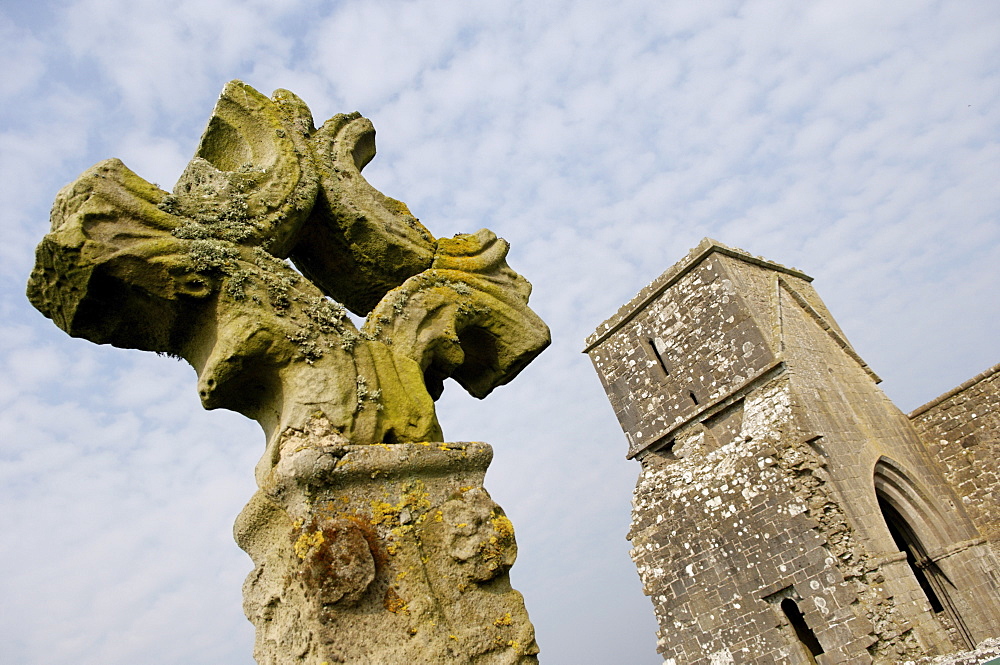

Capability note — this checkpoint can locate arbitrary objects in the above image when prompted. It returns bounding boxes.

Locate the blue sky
[1,1,998,663]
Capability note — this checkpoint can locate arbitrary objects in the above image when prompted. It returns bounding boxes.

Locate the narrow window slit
[646,339,670,375]
[780,598,825,660]
[689,391,699,406]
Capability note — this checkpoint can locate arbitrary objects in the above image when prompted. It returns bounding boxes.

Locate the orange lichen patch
[342,514,388,572]
[289,516,379,606]
[383,586,409,614]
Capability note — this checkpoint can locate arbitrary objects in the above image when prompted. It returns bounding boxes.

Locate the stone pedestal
[236,437,538,664]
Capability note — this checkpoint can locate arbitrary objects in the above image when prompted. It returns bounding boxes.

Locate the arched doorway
[878,496,945,613]
[873,459,975,649]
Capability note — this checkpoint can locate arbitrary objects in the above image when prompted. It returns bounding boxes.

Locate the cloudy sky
[1,1,998,663]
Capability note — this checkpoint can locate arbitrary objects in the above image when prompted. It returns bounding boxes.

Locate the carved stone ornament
[27,80,549,664]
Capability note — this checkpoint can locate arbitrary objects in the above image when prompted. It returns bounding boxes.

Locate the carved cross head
[27,80,549,468]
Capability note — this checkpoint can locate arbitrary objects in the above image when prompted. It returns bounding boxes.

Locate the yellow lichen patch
[390,523,414,541]
[293,529,326,560]
[370,500,398,526]
[479,512,516,569]
[369,482,432,526]
[458,486,473,493]
[493,612,512,627]
[491,514,514,541]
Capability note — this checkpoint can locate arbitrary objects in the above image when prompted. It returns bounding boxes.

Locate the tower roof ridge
[584,238,810,351]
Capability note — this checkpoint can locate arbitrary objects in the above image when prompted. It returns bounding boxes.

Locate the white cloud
[2,1,999,663]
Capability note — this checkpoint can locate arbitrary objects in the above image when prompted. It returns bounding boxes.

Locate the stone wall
[910,363,1000,557]
[630,376,915,665]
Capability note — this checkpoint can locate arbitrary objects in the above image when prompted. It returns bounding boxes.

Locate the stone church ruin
[27,80,549,664]
[26,76,1000,663]
[586,239,1000,665]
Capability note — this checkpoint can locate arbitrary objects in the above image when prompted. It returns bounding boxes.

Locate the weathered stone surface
[586,239,1000,664]
[238,432,537,664]
[290,111,436,315]
[910,363,1000,560]
[907,636,1000,665]
[27,80,548,663]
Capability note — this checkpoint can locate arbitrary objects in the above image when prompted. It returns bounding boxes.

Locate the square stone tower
[585,239,1000,664]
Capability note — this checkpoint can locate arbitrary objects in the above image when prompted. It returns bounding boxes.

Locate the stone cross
[27,80,549,664]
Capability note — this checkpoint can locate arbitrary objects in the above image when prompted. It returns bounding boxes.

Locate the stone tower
[585,239,1000,664]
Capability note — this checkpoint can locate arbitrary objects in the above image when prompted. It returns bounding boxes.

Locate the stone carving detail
[28,80,548,663]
